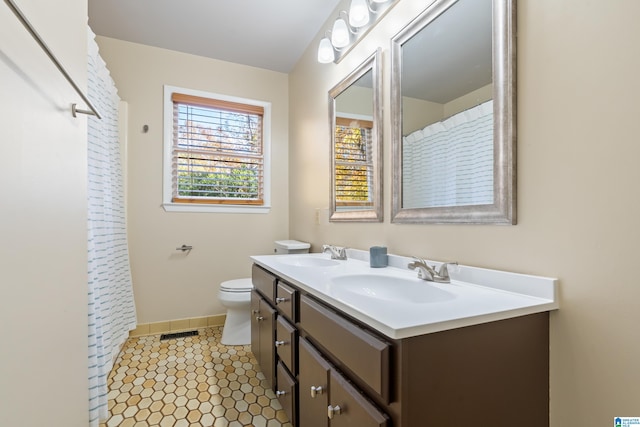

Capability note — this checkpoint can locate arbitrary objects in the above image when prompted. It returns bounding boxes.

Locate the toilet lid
[220,278,253,292]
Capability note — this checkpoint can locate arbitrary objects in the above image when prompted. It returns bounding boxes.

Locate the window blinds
[171,93,264,204]
[334,118,374,207]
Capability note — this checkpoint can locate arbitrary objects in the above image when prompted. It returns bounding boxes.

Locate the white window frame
[162,85,271,213]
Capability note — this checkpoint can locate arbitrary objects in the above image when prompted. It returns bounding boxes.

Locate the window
[334,117,373,210]
[163,86,271,213]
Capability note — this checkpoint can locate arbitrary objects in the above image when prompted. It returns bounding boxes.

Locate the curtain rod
[4,0,102,119]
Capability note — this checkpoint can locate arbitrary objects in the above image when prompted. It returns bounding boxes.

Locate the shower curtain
[86,30,137,426]
[402,100,494,208]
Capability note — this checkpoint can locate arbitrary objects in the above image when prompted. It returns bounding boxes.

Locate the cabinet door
[298,338,330,427]
[252,292,277,390]
[258,299,277,390]
[328,369,389,427]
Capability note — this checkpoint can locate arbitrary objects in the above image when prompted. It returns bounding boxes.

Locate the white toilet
[218,240,310,345]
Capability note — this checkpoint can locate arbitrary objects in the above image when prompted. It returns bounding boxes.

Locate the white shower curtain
[402,100,494,208]
[86,30,137,426]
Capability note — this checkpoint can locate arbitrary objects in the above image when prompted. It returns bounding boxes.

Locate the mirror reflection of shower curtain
[86,29,137,427]
[402,100,494,208]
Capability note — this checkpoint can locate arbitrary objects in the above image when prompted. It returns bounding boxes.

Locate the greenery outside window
[163,86,271,213]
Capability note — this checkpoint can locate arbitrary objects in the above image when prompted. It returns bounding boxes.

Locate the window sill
[162,202,271,214]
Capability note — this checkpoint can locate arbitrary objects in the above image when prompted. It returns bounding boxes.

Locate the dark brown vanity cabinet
[251,264,551,427]
[251,264,299,425]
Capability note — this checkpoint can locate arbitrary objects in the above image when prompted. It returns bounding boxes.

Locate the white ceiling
[88,0,342,73]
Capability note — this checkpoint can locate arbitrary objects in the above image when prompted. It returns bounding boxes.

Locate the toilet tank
[274,240,310,254]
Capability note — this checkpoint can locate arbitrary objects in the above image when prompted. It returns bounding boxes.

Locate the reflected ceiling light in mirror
[317,0,398,64]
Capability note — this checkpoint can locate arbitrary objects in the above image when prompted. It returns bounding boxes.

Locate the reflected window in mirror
[391,0,516,224]
[329,49,383,222]
[334,116,374,211]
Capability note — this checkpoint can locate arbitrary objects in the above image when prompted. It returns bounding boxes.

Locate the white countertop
[251,251,558,340]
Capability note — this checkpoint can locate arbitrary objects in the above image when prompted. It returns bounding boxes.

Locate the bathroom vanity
[250,253,558,427]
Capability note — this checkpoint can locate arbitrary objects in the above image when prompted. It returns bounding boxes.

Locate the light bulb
[317,37,335,63]
[331,18,350,48]
[348,0,370,28]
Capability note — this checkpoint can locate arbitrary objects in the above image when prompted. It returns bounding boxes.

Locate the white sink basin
[330,274,456,304]
[276,256,340,267]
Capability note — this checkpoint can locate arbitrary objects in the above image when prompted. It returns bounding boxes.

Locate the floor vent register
[159,330,199,341]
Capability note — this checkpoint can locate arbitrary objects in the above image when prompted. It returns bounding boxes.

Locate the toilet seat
[220,278,253,293]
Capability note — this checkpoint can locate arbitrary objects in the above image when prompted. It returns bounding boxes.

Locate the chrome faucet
[322,244,348,260]
[408,257,458,283]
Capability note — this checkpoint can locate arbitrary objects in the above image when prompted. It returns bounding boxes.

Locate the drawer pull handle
[276,390,287,396]
[310,385,323,398]
[275,297,289,304]
[275,340,287,347]
[327,405,342,419]
[255,316,264,321]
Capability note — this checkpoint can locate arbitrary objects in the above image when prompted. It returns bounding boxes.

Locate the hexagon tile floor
[99,326,292,427]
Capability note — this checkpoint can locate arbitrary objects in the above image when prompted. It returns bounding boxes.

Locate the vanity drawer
[276,281,297,322]
[299,295,390,402]
[276,361,297,426]
[276,316,297,374]
[252,264,276,304]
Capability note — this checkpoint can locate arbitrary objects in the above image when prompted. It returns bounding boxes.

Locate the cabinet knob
[275,340,287,347]
[276,390,287,397]
[275,297,289,304]
[310,385,323,398]
[255,316,264,321]
[327,405,342,419]
[251,309,259,315]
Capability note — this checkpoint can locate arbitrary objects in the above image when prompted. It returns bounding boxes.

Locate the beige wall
[402,95,444,134]
[289,0,640,426]
[0,0,89,424]
[403,83,492,135]
[443,83,493,118]
[95,37,290,323]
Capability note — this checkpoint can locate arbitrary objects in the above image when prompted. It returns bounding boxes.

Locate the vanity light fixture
[348,0,370,28]
[331,16,351,48]
[318,34,336,63]
[317,0,398,64]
